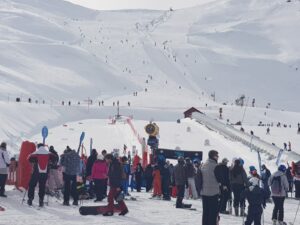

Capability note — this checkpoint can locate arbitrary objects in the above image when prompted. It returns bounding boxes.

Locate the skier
[174,156,187,208]
[184,157,198,199]
[135,163,143,192]
[286,164,294,197]
[269,165,289,225]
[47,146,63,195]
[215,158,230,214]
[120,156,130,196]
[27,144,57,207]
[86,149,98,199]
[194,159,202,197]
[201,150,220,225]
[266,127,270,135]
[241,177,266,225]
[161,162,171,200]
[0,142,9,198]
[103,154,128,216]
[230,159,248,216]
[60,147,80,206]
[91,154,108,202]
[292,161,300,198]
[144,164,153,192]
[261,164,271,201]
[249,166,261,179]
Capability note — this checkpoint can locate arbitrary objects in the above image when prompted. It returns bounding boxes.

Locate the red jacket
[91,160,108,180]
[28,146,56,174]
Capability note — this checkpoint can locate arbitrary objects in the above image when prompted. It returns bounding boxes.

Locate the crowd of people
[1,141,300,224]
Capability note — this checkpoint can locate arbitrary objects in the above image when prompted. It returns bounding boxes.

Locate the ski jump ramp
[192,112,300,164]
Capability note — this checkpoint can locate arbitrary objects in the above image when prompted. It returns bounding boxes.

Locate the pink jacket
[91,160,108,180]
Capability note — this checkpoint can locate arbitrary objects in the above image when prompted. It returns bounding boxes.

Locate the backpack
[271,176,282,194]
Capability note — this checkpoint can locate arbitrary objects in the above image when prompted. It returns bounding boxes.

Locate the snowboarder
[0,142,9,198]
[174,156,187,208]
[269,165,289,225]
[27,144,57,207]
[201,150,220,225]
[103,154,128,216]
[241,177,266,225]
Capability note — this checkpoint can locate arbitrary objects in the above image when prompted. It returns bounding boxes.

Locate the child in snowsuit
[241,177,266,225]
[152,165,162,197]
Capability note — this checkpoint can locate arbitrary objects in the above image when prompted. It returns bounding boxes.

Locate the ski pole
[292,199,300,225]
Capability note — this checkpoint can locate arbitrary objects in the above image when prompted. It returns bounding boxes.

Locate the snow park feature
[0,0,300,224]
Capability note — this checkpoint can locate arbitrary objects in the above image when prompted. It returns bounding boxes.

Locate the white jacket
[0,147,10,174]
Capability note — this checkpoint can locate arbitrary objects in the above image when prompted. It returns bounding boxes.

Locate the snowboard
[79,204,122,216]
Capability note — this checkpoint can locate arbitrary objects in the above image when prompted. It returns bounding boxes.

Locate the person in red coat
[91,154,108,202]
[152,165,162,198]
[103,154,128,216]
[27,143,57,207]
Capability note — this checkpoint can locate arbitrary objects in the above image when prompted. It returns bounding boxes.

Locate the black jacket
[215,163,230,188]
[86,151,97,177]
[241,186,266,212]
[174,163,187,186]
[185,162,195,178]
[108,158,122,188]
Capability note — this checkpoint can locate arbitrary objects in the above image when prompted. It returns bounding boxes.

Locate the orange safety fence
[126,118,148,168]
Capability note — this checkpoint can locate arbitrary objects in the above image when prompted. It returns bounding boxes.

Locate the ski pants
[231,184,245,208]
[0,174,8,195]
[28,173,48,201]
[219,188,230,212]
[202,194,219,225]
[106,187,127,213]
[63,174,78,203]
[153,178,162,196]
[245,206,262,225]
[94,179,106,200]
[176,185,185,208]
[295,180,300,198]
[162,179,170,199]
[272,196,285,222]
[185,177,198,199]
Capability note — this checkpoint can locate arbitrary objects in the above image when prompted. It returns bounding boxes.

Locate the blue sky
[65,0,213,10]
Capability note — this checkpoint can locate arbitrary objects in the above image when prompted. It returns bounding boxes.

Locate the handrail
[192,112,300,164]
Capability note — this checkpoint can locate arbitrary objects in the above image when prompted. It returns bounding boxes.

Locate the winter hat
[249,166,257,173]
[249,177,260,187]
[0,142,7,149]
[278,165,287,173]
[222,158,229,164]
[49,146,54,151]
[208,150,219,160]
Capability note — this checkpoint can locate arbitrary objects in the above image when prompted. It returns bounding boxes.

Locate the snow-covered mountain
[1,0,300,110]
